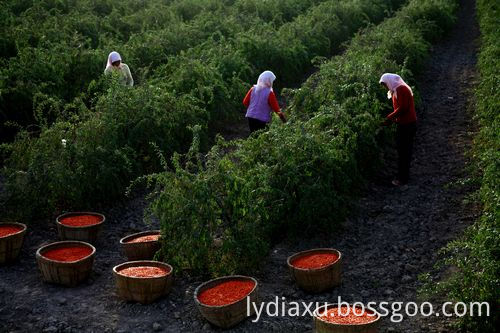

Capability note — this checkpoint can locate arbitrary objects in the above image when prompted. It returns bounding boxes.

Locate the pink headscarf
[106,51,122,70]
[379,73,413,99]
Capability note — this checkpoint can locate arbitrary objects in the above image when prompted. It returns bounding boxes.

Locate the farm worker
[104,51,134,87]
[379,73,417,186]
[243,70,286,133]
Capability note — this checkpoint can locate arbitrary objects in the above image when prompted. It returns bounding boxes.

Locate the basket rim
[313,303,380,326]
[287,248,342,272]
[56,212,105,229]
[119,230,161,244]
[0,221,27,238]
[113,260,173,279]
[36,240,96,263]
[194,275,258,309]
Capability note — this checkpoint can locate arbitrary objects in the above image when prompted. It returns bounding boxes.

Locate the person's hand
[279,112,287,123]
[381,118,391,126]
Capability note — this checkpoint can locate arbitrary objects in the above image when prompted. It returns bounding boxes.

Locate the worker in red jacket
[380,73,417,186]
[243,71,286,133]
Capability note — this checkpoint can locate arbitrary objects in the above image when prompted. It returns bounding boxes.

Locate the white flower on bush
[61,139,67,148]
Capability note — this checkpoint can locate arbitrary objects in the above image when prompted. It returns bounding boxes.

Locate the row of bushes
[427,0,499,331]
[1,0,214,139]
[0,0,329,141]
[146,0,408,128]
[1,0,405,220]
[146,0,459,276]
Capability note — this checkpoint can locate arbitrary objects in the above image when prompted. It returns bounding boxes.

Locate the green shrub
[2,78,205,220]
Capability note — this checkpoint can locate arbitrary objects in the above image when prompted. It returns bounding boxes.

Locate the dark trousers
[248,117,267,133]
[396,122,417,184]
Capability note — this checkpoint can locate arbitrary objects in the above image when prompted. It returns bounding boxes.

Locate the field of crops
[145,0,457,276]
[0,0,406,220]
[0,0,497,331]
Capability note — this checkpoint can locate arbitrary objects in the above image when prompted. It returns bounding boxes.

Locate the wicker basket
[56,212,105,244]
[120,230,161,261]
[113,260,173,304]
[0,222,27,264]
[36,241,95,287]
[313,303,380,333]
[287,248,342,293]
[194,275,259,329]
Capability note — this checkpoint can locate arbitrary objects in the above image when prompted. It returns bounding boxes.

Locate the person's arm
[386,86,409,121]
[243,87,253,107]
[123,64,134,87]
[268,91,281,113]
[268,91,286,122]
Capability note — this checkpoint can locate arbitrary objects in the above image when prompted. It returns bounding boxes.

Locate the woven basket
[0,222,27,264]
[120,230,161,261]
[287,248,342,293]
[56,212,105,244]
[36,241,95,287]
[313,303,380,333]
[194,275,259,329]
[113,260,173,304]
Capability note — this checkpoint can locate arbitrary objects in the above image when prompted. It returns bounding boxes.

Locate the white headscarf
[106,51,122,70]
[255,70,276,92]
[379,73,413,99]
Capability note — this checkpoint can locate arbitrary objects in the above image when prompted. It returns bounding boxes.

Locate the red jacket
[387,85,417,124]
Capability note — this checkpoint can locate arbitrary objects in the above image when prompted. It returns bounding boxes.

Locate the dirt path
[236,0,480,332]
[0,0,479,332]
